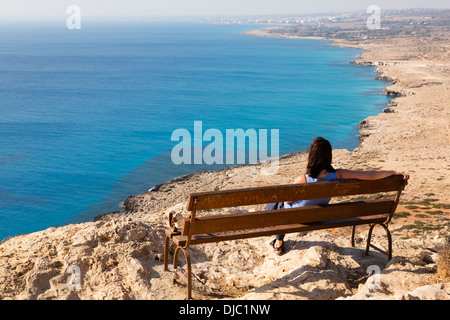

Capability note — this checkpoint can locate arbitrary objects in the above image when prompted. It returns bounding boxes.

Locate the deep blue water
[0,21,391,240]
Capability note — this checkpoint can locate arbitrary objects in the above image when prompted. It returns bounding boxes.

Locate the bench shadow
[245,237,436,299]
[283,238,376,261]
[240,239,376,299]
[165,235,434,300]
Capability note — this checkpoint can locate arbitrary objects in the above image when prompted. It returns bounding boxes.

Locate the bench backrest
[181,175,406,241]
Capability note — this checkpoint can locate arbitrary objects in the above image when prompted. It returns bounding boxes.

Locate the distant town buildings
[177,8,448,28]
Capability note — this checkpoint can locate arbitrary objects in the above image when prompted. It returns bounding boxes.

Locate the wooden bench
[164,175,407,299]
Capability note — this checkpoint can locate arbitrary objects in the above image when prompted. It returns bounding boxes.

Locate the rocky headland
[1,10,449,300]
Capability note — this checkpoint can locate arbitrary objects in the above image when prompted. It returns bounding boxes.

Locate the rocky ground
[0,199,448,300]
[1,151,448,300]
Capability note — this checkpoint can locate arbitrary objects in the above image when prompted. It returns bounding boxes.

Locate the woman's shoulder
[294,174,307,184]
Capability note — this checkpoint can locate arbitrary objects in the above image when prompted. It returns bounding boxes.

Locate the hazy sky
[0,0,449,20]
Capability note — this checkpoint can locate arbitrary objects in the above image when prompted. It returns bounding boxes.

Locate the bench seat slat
[188,199,394,235]
[187,176,405,210]
[173,214,386,246]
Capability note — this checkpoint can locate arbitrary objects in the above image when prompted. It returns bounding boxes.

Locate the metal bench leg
[380,223,393,261]
[173,246,181,278]
[351,225,356,247]
[164,235,170,271]
[365,223,393,261]
[173,246,193,300]
[365,223,375,256]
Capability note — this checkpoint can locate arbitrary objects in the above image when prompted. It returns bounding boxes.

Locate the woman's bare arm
[336,169,409,181]
[285,174,306,204]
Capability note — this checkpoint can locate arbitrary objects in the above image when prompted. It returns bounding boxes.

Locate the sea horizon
[0,20,391,241]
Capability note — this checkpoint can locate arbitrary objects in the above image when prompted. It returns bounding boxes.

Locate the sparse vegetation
[394,211,410,218]
[398,220,446,233]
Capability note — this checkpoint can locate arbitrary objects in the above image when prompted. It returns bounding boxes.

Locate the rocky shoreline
[1,16,449,300]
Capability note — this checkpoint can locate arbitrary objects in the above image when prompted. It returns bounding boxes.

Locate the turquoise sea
[0,21,391,240]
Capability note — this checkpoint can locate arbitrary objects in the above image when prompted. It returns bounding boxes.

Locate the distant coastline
[112,28,392,217]
[122,15,450,215]
[0,22,391,241]
[2,11,449,300]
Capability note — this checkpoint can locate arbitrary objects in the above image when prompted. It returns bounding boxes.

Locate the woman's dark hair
[306,137,336,178]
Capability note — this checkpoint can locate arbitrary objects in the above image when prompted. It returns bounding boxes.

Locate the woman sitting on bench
[271,136,409,255]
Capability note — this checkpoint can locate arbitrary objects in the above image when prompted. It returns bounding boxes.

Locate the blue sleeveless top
[284,171,338,208]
